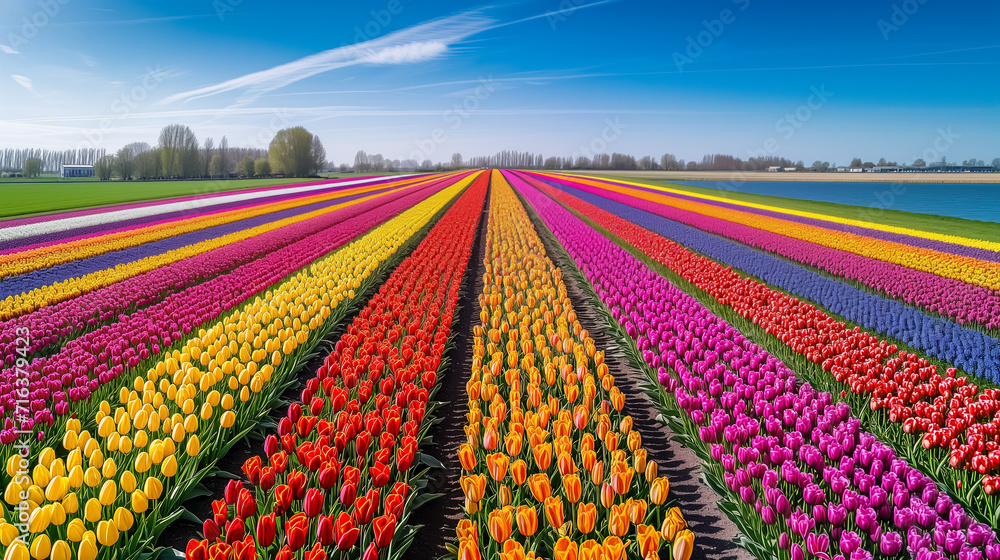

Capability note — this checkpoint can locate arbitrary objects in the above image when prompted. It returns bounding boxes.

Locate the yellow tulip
[161,455,178,477]
[5,541,28,560]
[4,481,22,506]
[38,449,55,469]
[49,503,66,526]
[28,506,51,533]
[86,449,104,470]
[50,539,71,560]
[66,450,82,472]
[0,522,19,546]
[83,468,101,488]
[220,411,235,428]
[149,443,164,465]
[143,477,163,500]
[97,519,119,546]
[66,466,83,489]
[186,436,200,457]
[97,417,115,438]
[120,471,137,494]
[29,534,50,560]
[31,465,50,488]
[113,507,134,531]
[61,493,78,515]
[5,455,25,477]
[98,480,117,506]
[66,519,87,542]
[131,491,148,514]
[102,458,117,480]
[77,535,98,560]
[84,498,102,523]
[134,430,148,449]
[118,436,134,455]
[134,452,151,474]
[26,484,44,505]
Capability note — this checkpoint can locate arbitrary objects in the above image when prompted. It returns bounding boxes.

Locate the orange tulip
[602,536,625,560]
[557,453,577,476]
[458,538,481,560]
[531,443,552,470]
[487,507,513,543]
[562,474,582,503]
[553,537,578,560]
[609,388,624,411]
[458,444,476,471]
[591,460,604,485]
[499,540,527,560]
[487,453,509,482]
[629,499,648,525]
[528,473,551,502]
[608,503,629,537]
[645,461,658,482]
[499,484,512,507]
[649,477,670,505]
[456,519,478,546]
[577,503,597,534]
[543,496,564,528]
[604,431,619,452]
[515,505,538,537]
[673,530,695,560]
[609,463,633,495]
[460,474,486,503]
[633,448,647,473]
[504,432,523,456]
[579,540,602,560]
[483,424,499,451]
[600,482,615,509]
[511,460,528,485]
[581,450,596,473]
[636,524,661,559]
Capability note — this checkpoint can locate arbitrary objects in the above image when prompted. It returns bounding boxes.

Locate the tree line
[6,124,329,180]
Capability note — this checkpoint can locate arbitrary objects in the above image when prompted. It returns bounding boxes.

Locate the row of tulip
[637,186,1000,264]
[184,170,489,560]
[527,174,1000,381]
[0,176,454,373]
[0,177,422,281]
[512,171,1000,560]
[0,176,401,244]
[0,176,457,447]
[0,177,395,255]
[0,181,423,301]
[517,172,1000,506]
[0,175,472,560]
[536,174,1000,331]
[451,172,694,560]
[0,177,448,322]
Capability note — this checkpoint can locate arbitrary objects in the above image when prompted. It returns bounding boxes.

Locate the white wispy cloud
[1,44,19,55]
[159,12,494,107]
[11,74,35,92]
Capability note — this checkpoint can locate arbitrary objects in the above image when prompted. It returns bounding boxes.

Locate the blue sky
[1,0,998,165]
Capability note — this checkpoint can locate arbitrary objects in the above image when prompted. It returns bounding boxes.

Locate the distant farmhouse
[61,164,94,178]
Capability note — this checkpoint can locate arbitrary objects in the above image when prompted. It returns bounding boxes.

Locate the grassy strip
[572,173,1000,244]
[0,178,323,219]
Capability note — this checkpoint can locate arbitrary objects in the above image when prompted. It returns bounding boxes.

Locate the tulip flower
[543,496,565,529]
[488,507,513,543]
[577,503,597,534]
[256,512,276,548]
[553,537,578,560]
[373,514,396,549]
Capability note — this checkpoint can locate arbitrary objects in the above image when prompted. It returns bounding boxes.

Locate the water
[674,180,1000,223]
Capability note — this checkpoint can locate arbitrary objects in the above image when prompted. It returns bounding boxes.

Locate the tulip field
[1,170,998,560]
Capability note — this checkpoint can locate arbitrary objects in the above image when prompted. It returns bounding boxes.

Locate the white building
[61,165,94,178]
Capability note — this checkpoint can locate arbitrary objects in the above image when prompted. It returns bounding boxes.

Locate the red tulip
[224,480,242,505]
[225,518,245,544]
[334,512,360,551]
[270,452,288,474]
[340,481,357,507]
[373,514,396,549]
[203,519,221,543]
[211,500,228,527]
[259,467,276,491]
[242,456,261,485]
[186,540,208,560]
[237,488,257,519]
[370,461,391,488]
[288,470,307,500]
[256,513,276,548]
[353,494,377,525]
[356,431,372,457]
[363,542,379,560]
[274,485,292,515]
[316,515,335,546]
[319,464,339,489]
[384,494,404,520]
[232,535,256,560]
[208,543,231,560]
[304,488,324,517]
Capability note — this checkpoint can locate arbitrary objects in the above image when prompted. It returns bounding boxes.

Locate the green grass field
[0,178,325,219]
[577,173,1000,244]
